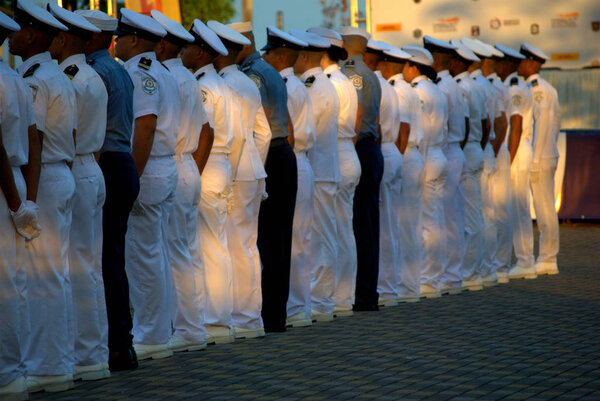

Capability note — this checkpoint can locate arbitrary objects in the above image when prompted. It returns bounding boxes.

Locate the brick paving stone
[27,223,600,400]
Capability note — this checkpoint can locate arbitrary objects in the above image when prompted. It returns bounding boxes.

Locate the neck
[213,53,237,71]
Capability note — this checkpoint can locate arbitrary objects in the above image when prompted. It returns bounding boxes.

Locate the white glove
[10,200,42,241]
[261,188,269,201]
[530,162,540,184]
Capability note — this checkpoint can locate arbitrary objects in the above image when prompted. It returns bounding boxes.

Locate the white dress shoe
[311,310,334,322]
[133,343,173,360]
[535,261,559,276]
[233,327,266,339]
[462,278,484,291]
[0,376,28,400]
[73,362,111,381]
[497,271,510,283]
[286,311,313,327]
[419,284,441,299]
[508,265,537,279]
[378,297,398,307]
[206,325,235,345]
[26,374,74,393]
[167,335,207,352]
[333,306,354,317]
[396,295,419,303]
[482,272,498,287]
[440,286,462,295]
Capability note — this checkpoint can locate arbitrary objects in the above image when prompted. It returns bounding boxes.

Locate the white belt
[73,153,96,163]
[149,154,175,160]
[174,153,195,162]
[338,137,354,142]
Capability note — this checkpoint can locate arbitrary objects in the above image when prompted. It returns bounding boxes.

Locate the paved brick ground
[31,223,600,400]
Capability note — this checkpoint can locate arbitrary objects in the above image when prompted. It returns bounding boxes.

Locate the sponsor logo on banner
[376,23,402,32]
[471,25,480,36]
[552,12,578,28]
[531,23,540,35]
[592,21,600,32]
[490,18,501,30]
[433,17,459,33]
[551,53,580,61]
[504,19,520,26]
[413,28,423,39]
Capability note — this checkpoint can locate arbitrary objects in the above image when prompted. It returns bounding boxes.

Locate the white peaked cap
[0,10,21,32]
[75,9,117,32]
[307,26,343,47]
[461,36,492,58]
[190,19,228,56]
[289,29,330,50]
[15,0,67,31]
[207,20,251,46]
[341,26,370,40]
[402,46,434,66]
[151,10,194,44]
[520,42,550,61]
[47,3,101,34]
[495,43,525,61]
[228,21,253,34]
[382,46,413,62]
[449,38,480,62]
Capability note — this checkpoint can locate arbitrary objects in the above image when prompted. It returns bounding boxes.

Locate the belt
[338,137,354,142]
[269,137,289,148]
[41,160,68,167]
[357,133,376,142]
[73,153,96,163]
[174,152,195,162]
[148,154,175,160]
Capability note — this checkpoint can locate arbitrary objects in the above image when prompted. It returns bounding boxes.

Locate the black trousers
[98,151,140,352]
[353,136,384,308]
[258,139,297,331]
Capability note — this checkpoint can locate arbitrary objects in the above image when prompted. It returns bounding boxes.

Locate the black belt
[269,137,289,148]
[357,133,377,141]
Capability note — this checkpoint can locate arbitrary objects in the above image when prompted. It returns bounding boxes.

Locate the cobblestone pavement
[32,223,600,400]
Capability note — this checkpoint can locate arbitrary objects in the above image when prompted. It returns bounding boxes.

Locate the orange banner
[376,23,402,32]
[125,0,181,22]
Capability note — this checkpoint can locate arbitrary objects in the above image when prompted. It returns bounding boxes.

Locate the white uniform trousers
[462,142,485,282]
[25,162,75,375]
[531,157,559,265]
[168,154,206,342]
[125,156,177,345]
[69,154,108,367]
[377,143,402,300]
[0,168,28,385]
[197,154,233,327]
[332,140,360,309]
[481,144,498,277]
[511,140,534,268]
[440,142,466,289]
[420,146,448,289]
[397,145,424,297]
[492,145,513,273]
[227,178,265,330]
[287,152,314,318]
[310,181,338,314]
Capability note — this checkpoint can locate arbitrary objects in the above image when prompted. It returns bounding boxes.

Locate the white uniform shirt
[281,67,315,153]
[375,71,400,144]
[471,69,501,142]
[526,73,560,163]
[504,72,534,144]
[59,54,107,155]
[411,75,448,153]
[0,59,34,167]
[389,73,424,148]
[163,58,207,156]
[300,66,341,183]
[436,70,467,145]
[124,52,179,157]
[194,64,232,154]
[487,72,509,145]
[323,64,358,140]
[220,64,268,180]
[17,51,76,164]
[455,71,486,143]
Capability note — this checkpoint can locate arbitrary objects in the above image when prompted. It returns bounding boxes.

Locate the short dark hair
[326,45,348,63]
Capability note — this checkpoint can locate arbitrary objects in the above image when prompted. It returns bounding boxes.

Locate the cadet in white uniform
[0,11,41,400]
[364,40,403,306]
[11,0,77,392]
[448,40,487,291]
[151,10,210,353]
[402,46,449,299]
[209,20,271,339]
[47,3,110,381]
[494,44,536,280]
[116,9,180,360]
[479,42,513,284]
[309,27,361,316]
[290,29,341,322]
[424,36,467,295]
[181,20,235,344]
[262,26,315,328]
[380,47,424,303]
[519,43,560,276]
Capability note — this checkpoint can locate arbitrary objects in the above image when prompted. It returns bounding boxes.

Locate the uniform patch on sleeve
[29,84,39,102]
[349,74,363,90]
[534,91,543,103]
[201,89,208,104]
[141,76,157,95]
[248,74,262,89]
[420,99,425,111]
[511,94,522,107]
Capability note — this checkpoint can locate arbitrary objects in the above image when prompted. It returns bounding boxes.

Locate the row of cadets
[209,20,272,339]
[363,39,403,306]
[0,7,42,399]
[260,26,315,327]
[289,29,341,322]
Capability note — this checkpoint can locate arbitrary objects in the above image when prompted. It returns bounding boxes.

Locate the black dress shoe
[109,346,138,372]
[264,325,286,333]
[352,303,379,312]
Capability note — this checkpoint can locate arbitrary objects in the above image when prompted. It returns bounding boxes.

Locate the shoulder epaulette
[64,64,79,80]
[138,56,152,71]
[23,63,40,78]
[510,77,519,86]
[456,78,461,83]
[326,73,331,78]
[389,79,395,86]
[283,77,288,83]
[196,72,205,81]
[87,59,95,67]
[411,81,418,88]
[489,78,494,83]
[531,79,538,87]
[434,77,441,84]
[304,75,315,88]
[240,65,250,73]
[345,59,355,67]
[160,62,169,71]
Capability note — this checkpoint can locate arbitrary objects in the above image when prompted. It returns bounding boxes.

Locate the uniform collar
[388,73,404,84]
[163,57,183,69]
[470,69,483,78]
[16,51,51,75]
[87,49,110,62]
[240,51,261,70]
[299,66,322,82]
[454,70,470,81]
[437,69,450,78]
[505,71,519,83]
[124,51,156,69]
[279,67,294,78]
[59,54,86,70]
[486,72,498,80]
[374,70,383,78]
[323,63,339,75]
[194,63,216,78]
[218,63,238,75]
[525,73,540,85]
